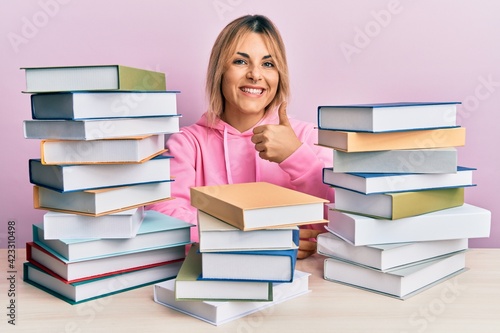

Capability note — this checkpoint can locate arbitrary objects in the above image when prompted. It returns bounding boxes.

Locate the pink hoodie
[147,110,335,241]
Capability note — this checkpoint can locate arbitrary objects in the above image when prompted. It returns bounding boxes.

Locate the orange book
[190,182,328,231]
[317,127,466,152]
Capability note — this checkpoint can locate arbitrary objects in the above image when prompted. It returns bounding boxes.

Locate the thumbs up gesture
[251,101,302,163]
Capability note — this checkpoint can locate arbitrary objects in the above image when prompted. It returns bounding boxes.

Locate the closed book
[29,155,172,192]
[322,166,476,194]
[332,148,458,174]
[333,187,465,220]
[317,127,466,152]
[33,210,193,261]
[23,115,180,140]
[317,102,459,132]
[326,203,491,246]
[33,181,172,216]
[31,91,178,120]
[42,207,144,240]
[198,210,299,252]
[317,232,468,272]
[175,243,272,301]
[40,135,166,165]
[323,251,467,299]
[190,182,327,231]
[22,65,166,92]
[200,248,298,282]
[154,270,310,326]
[26,241,185,282]
[23,260,181,305]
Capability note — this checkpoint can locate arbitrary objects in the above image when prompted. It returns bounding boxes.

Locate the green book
[175,243,273,301]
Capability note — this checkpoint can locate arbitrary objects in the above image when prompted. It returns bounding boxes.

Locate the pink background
[1,0,498,248]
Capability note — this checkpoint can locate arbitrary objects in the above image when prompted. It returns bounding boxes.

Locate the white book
[322,166,476,194]
[198,210,298,252]
[317,102,458,132]
[29,155,171,192]
[326,203,491,246]
[34,181,171,216]
[33,210,193,261]
[23,260,181,305]
[323,251,467,299]
[154,270,310,326]
[40,135,166,165]
[24,115,180,140]
[42,207,144,239]
[27,241,186,282]
[30,91,178,119]
[333,148,458,174]
[317,232,468,271]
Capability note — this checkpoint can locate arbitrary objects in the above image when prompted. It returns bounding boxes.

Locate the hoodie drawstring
[223,126,234,184]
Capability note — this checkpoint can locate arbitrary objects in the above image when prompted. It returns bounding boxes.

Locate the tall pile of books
[20,65,194,304]
[316,102,491,299]
[153,182,326,325]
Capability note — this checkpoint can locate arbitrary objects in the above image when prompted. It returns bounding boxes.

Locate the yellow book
[334,187,465,220]
[317,127,466,152]
[22,65,166,92]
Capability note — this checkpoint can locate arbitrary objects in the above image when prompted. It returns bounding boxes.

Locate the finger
[278,101,290,126]
[297,249,315,260]
[299,228,323,239]
[299,239,317,252]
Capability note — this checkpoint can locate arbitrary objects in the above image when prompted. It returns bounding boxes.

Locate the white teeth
[241,87,263,95]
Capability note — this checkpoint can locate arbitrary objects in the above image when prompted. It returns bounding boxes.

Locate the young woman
[148,14,334,259]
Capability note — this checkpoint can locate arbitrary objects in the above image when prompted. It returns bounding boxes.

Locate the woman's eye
[263,61,275,68]
[233,59,246,65]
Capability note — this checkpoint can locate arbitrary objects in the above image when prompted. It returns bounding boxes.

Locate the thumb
[278,101,290,126]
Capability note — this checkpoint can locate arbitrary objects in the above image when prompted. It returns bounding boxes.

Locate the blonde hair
[205,15,290,126]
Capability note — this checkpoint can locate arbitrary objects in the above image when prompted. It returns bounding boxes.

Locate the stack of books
[316,102,492,299]
[153,182,327,325]
[20,65,193,304]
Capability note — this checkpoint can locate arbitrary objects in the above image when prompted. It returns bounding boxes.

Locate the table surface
[1,248,499,333]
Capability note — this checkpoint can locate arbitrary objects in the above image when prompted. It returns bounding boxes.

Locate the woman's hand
[251,102,302,163]
[297,228,323,259]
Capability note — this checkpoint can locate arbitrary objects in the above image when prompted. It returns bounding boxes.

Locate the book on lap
[22,65,166,92]
[40,135,167,165]
[29,155,172,192]
[42,207,145,240]
[323,251,467,300]
[154,270,310,326]
[200,248,298,283]
[317,102,459,132]
[190,182,327,231]
[317,127,466,152]
[30,91,178,120]
[26,241,185,283]
[317,232,468,272]
[23,115,180,140]
[23,260,181,305]
[322,166,476,194]
[326,203,491,246]
[33,210,193,261]
[175,243,272,301]
[332,148,458,173]
[33,181,172,216]
[198,210,299,252]
[333,187,465,220]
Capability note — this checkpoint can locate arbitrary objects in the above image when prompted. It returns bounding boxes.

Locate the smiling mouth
[240,87,264,95]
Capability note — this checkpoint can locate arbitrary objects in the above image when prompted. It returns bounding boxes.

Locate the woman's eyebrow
[236,52,272,60]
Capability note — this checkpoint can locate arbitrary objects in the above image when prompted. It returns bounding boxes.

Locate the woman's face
[221,32,279,122]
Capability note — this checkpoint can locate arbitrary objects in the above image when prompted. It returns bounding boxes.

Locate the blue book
[317,102,460,132]
[33,210,193,262]
[29,155,173,192]
[200,248,298,283]
[323,166,476,194]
